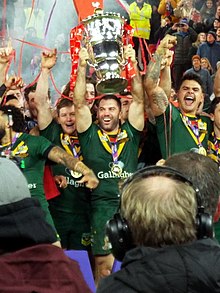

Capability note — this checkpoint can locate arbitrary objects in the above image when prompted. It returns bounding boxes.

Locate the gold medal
[111,163,123,176]
[198,146,207,156]
[70,170,83,178]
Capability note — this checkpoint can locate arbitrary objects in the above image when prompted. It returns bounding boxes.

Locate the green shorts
[49,206,91,250]
[214,221,220,243]
[90,199,119,255]
[32,194,60,240]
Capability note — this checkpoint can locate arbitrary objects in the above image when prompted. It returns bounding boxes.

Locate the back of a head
[0,105,25,132]
[0,158,31,204]
[121,167,197,247]
[0,158,57,252]
[165,152,220,216]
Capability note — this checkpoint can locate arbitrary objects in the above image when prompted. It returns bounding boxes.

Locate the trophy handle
[120,59,128,68]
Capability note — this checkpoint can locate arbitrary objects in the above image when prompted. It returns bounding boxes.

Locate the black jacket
[0,197,57,253]
[97,239,220,293]
[165,27,198,64]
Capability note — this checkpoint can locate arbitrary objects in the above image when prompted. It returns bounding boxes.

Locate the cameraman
[165,18,198,90]
[97,162,220,292]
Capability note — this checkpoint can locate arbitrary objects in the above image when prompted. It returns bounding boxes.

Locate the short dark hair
[24,83,51,101]
[0,105,25,132]
[178,72,205,93]
[56,98,74,116]
[24,84,37,101]
[0,95,18,106]
[209,96,220,114]
[97,94,121,110]
[165,152,220,216]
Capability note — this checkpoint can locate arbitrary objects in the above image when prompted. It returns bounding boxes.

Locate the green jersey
[40,120,90,212]
[78,121,141,201]
[156,104,212,159]
[4,133,53,199]
[0,132,57,230]
[40,120,91,249]
[207,132,219,165]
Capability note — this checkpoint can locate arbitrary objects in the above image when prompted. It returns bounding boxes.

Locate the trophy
[70,11,134,94]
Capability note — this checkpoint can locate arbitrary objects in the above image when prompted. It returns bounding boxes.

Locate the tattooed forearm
[48,146,91,175]
[146,53,163,83]
[152,89,168,112]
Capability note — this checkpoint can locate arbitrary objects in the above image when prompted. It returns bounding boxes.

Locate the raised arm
[0,75,24,105]
[48,146,99,189]
[73,48,92,133]
[144,34,176,117]
[0,44,14,85]
[34,49,57,130]
[123,44,145,131]
[159,50,174,98]
[214,64,220,97]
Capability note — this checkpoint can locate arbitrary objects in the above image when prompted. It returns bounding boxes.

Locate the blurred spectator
[185,55,213,95]
[211,61,220,82]
[158,0,180,24]
[188,32,206,59]
[194,0,206,11]
[201,57,214,75]
[216,27,220,42]
[200,0,216,30]
[166,18,198,90]
[173,0,195,20]
[197,31,220,73]
[210,18,220,32]
[216,5,220,19]
[154,16,173,43]
[129,0,152,67]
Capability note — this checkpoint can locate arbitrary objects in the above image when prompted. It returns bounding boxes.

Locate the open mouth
[103,117,111,123]
[184,96,195,106]
[66,123,74,128]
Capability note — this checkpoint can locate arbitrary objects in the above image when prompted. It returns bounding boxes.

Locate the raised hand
[4,75,25,90]
[0,42,14,65]
[124,44,136,63]
[79,48,89,67]
[41,48,57,70]
[156,34,177,55]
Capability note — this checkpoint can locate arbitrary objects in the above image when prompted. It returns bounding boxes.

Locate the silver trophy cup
[82,12,128,94]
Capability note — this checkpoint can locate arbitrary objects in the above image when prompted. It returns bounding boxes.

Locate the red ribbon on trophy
[69,14,135,93]
[69,24,85,91]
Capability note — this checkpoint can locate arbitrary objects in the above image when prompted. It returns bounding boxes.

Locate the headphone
[106,165,213,261]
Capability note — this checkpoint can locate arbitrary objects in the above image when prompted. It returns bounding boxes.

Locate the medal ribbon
[181,114,206,148]
[60,133,82,160]
[0,133,22,156]
[112,143,119,164]
[97,129,128,159]
[213,135,220,168]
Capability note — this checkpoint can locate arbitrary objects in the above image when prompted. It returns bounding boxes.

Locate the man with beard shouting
[144,34,212,159]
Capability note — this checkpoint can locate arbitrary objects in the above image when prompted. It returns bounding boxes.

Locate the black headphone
[106,165,213,261]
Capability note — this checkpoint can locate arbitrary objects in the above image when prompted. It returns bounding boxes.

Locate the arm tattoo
[152,90,168,112]
[49,146,91,175]
[146,53,162,83]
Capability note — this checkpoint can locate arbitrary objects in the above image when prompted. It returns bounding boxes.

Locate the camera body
[177,23,185,27]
